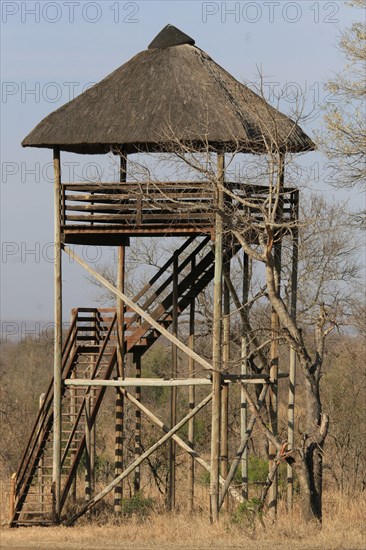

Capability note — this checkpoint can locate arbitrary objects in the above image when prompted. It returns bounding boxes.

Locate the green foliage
[142,344,171,404]
[247,456,268,484]
[200,469,210,486]
[177,417,207,446]
[231,498,262,528]
[199,456,298,494]
[120,493,155,518]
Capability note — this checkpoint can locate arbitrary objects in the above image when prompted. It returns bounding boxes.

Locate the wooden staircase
[10,236,237,526]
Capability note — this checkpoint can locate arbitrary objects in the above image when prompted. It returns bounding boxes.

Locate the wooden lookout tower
[11,25,314,526]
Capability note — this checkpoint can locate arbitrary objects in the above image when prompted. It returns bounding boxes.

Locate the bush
[231,497,262,528]
[120,493,155,518]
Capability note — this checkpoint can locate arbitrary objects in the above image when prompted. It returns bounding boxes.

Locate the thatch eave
[21,29,316,156]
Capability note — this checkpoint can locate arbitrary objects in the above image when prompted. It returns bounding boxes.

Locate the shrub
[120,492,155,518]
[231,497,262,528]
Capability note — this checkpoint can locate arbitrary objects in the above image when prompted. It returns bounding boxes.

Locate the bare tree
[321,0,366,225]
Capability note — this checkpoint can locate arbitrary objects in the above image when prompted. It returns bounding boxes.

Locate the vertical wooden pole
[134,352,142,494]
[220,259,230,510]
[70,310,77,502]
[168,252,178,510]
[188,256,196,513]
[287,192,299,509]
[90,397,96,497]
[114,153,127,512]
[38,393,45,510]
[241,252,250,499]
[90,313,97,498]
[268,154,284,518]
[53,147,62,522]
[85,394,91,502]
[9,473,16,524]
[210,152,224,522]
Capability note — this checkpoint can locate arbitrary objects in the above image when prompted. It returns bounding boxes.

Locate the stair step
[15,520,54,525]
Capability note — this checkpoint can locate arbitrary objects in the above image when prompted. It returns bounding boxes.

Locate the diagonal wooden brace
[63,245,213,372]
[64,392,213,525]
[122,388,244,504]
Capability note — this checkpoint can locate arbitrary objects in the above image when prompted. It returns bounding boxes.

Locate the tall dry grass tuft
[1,490,365,549]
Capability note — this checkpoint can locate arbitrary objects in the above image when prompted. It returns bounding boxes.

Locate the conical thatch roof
[22,25,314,155]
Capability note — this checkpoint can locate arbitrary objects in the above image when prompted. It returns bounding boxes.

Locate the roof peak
[148,24,195,49]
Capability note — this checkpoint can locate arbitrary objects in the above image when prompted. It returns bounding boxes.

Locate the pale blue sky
[0,0,361,326]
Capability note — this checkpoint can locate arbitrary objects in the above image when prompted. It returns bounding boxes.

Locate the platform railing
[60,181,298,232]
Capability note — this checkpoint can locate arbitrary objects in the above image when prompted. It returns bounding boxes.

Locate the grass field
[1,491,365,550]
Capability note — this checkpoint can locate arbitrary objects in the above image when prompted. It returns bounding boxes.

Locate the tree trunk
[304,376,326,522]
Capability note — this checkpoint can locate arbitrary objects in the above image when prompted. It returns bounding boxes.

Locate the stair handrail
[125,236,210,330]
[14,310,79,496]
[13,346,81,502]
[129,236,196,305]
[125,241,239,351]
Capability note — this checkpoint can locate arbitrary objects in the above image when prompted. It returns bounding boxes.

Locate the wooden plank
[62,181,212,191]
[64,376,283,386]
[63,226,212,234]
[64,378,212,387]
[65,203,212,212]
[65,192,213,202]
[64,213,212,222]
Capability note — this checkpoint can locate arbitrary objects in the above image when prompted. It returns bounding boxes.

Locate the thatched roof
[22,25,315,155]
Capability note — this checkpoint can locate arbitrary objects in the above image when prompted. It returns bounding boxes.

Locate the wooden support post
[268,154,284,518]
[114,154,126,512]
[134,352,142,494]
[221,259,230,510]
[53,147,62,522]
[90,392,96,497]
[168,252,178,510]
[287,199,299,509]
[210,152,224,522]
[188,256,196,513]
[38,393,45,510]
[9,473,16,525]
[90,315,97,497]
[241,252,250,499]
[70,309,78,502]
[85,395,91,502]
[70,312,77,502]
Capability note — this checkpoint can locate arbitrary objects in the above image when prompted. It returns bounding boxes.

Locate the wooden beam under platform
[64,373,289,387]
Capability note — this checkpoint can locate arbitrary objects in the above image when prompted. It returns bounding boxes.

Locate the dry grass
[1,491,365,550]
